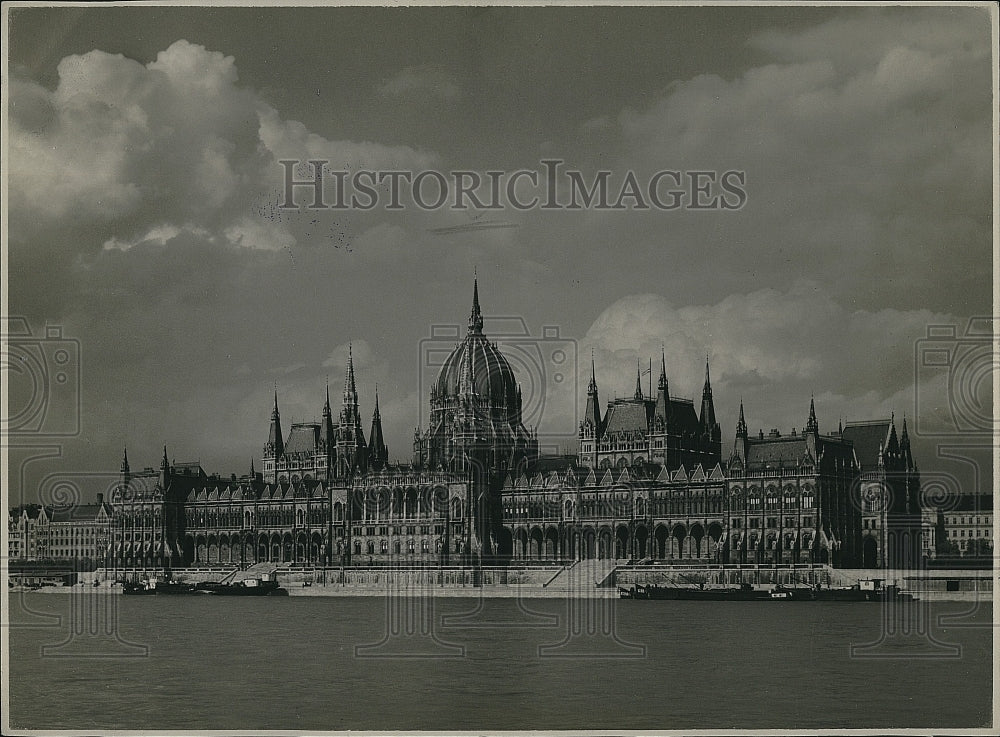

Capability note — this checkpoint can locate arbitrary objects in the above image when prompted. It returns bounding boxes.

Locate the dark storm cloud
[5,6,992,495]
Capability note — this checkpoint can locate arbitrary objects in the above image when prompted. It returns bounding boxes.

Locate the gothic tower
[335,345,367,477]
[578,352,603,466]
[700,357,722,460]
[368,386,389,471]
[262,389,284,483]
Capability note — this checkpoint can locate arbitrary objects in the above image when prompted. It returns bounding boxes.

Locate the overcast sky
[6,5,994,502]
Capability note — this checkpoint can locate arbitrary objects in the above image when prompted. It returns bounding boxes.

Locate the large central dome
[434,279,521,407]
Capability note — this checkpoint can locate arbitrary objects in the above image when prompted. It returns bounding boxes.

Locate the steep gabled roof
[603,399,651,435]
[666,398,701,435]
[283,424,320,456]
[841,420,892,470]
[746,437,807,467]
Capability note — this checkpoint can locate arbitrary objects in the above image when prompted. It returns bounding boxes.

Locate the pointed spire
[120,445,130,475]
[658,347,668,391]
[737,399,747,437]
[250,457,256,477]
[700,355,717,430]
[468,274,484,335]
[634,359,643,400]
[268,387,284,459]
[368,384,388,471]
[323,375,331,415]
[159,445,170,487]
[344,343,357,401]
[838,416,843,435]
[806,394,818,433]
[583,350,602,436]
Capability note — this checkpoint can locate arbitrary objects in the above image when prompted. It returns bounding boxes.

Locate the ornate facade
[105,278,916,570]
[504,397,871,568]
[262,346,383,484]
[578,352,721,471]
[110,280,529,567]
[842,417,921,568]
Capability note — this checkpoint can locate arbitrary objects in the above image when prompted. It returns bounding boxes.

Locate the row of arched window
[352,538,442,555]
[183,506,334,529]
[115,509,162,527]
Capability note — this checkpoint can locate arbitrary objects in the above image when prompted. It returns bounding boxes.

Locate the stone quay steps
[542,559,622,594]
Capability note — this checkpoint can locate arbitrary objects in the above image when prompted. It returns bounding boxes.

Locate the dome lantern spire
[469,274,484,335]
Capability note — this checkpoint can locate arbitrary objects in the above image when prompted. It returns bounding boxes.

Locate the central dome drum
[434,279,521,406]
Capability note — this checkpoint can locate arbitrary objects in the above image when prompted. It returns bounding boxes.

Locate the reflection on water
[7,594,992,730]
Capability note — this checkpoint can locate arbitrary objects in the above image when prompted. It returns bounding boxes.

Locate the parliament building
[109,279,921,570]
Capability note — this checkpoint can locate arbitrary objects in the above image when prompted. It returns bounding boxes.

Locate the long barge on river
[618,578,912,602]
[121,570,288,596]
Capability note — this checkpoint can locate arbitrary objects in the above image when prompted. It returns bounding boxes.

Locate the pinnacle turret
[343,344,358,407]
[736,399,747,437]
[267,388,284,459]
[368,385,388,470]
[806,394,818,433]
[700,355,717,431]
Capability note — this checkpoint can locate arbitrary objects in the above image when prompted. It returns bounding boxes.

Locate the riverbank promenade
[35,561,995,601]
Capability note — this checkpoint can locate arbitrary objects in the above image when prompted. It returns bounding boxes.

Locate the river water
[7,592,992,731]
